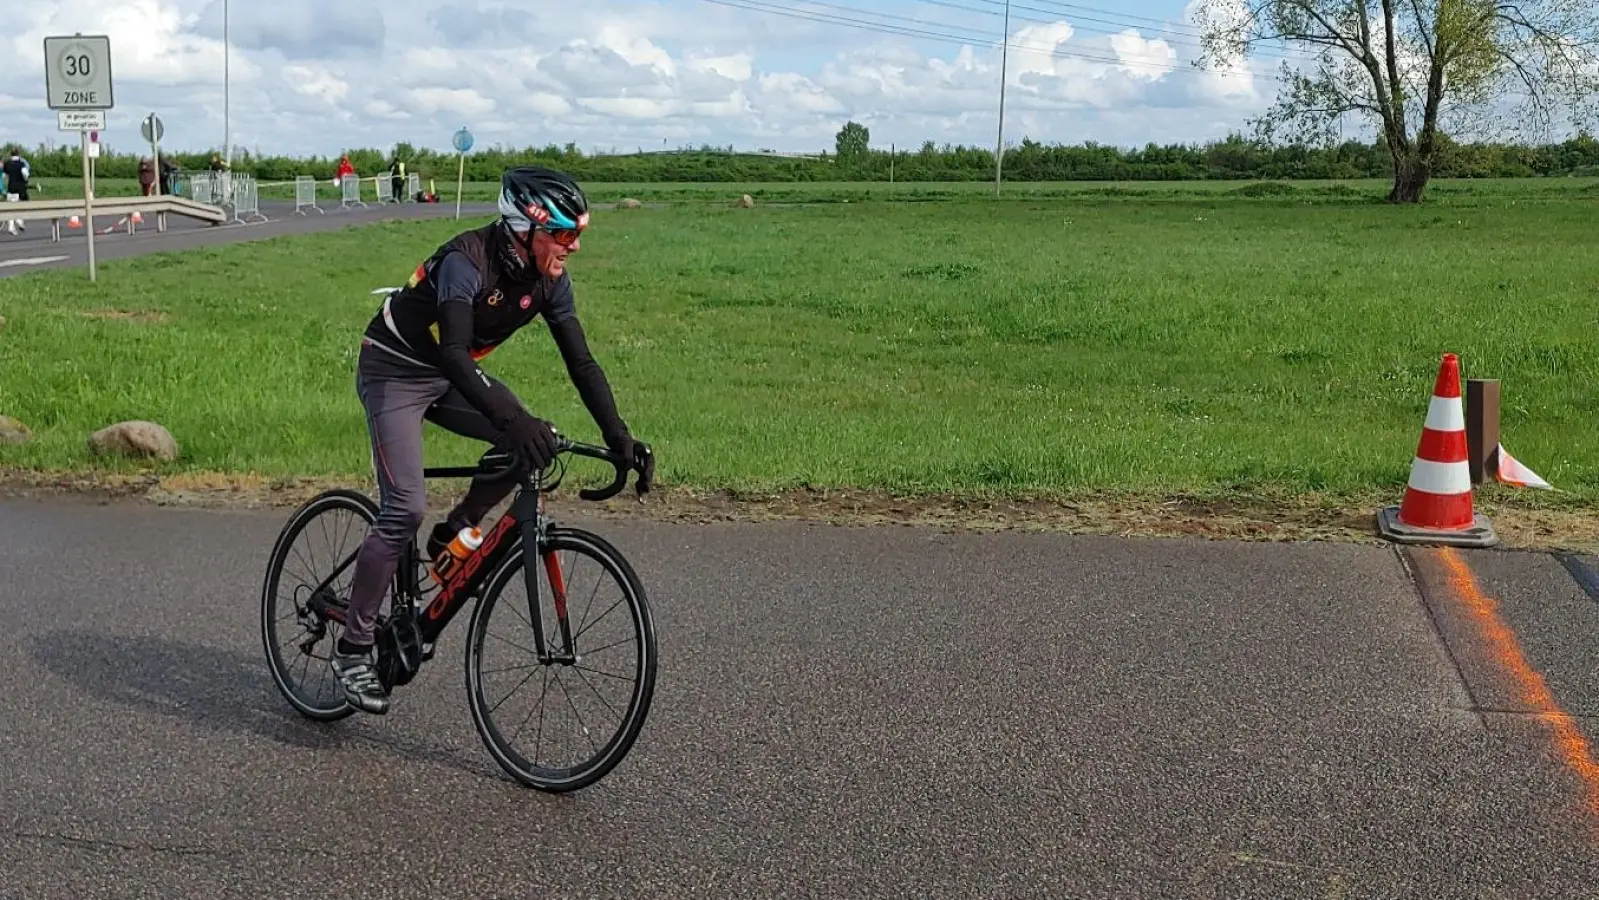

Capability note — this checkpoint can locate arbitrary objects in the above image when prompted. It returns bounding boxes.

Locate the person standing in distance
[2,147,30,236]
[335,166,655,714]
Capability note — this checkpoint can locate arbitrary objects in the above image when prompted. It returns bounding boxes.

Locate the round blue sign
[452,127,474,154]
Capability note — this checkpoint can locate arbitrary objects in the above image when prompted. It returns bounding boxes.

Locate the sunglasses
[541,226,583,248]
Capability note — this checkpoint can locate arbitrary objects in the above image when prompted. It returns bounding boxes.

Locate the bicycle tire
[260,488,376,722]
[464,525,658,792]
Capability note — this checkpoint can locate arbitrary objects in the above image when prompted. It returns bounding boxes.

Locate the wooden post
[1466,379,1500,484]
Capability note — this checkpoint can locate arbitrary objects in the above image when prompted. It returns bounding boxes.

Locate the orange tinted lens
[548,229,580,246]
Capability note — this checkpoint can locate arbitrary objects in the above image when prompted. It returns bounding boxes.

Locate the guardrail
[0,196,229,242]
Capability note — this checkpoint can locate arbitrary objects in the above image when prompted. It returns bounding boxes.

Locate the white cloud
[0,0,1317,160]
[283,64,348,106]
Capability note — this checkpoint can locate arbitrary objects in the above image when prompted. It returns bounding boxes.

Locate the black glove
[503,412,559,472]
[605,431,655,495]
[630,441,655,495]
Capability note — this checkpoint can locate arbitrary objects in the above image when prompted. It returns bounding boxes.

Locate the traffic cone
[1376,352,1498,547]
[68,215,81,229]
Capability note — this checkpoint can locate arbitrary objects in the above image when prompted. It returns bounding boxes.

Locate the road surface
[0,199,500,278]
[2,494,1597,898]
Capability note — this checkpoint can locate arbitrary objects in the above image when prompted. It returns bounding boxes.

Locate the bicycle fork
[518,507,577,667]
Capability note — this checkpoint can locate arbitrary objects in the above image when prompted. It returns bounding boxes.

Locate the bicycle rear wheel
[464,525,657,792]
[260,488,375,721]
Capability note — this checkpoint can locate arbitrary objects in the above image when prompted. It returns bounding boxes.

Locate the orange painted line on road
[1439,547,1599,817]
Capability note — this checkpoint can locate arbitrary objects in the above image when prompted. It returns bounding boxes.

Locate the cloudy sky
[0,0,1309,159]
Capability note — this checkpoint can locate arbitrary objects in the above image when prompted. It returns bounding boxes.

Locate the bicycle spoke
[485,629,538,659]
[568,666,626,721]
[261,491,375,723]
[571,661,632,683]
[570,633,635,658]
[487,665,543,717]
[478,662,540,677]
[555,671,601,756]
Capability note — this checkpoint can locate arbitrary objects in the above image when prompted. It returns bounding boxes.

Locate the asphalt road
[0,198,500,278]
[2,494,1597,899]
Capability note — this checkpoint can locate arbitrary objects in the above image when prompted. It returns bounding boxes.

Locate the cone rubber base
[1376,506,1499,548]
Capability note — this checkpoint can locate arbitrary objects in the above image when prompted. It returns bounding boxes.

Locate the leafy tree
[835,121,870,162]
[1192,0,1599,202]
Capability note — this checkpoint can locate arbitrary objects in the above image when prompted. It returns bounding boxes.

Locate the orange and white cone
[1377,353,1498,547]
[68,215,81,229]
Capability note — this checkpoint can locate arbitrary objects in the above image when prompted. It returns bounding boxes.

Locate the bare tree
[1192,0,1599,202]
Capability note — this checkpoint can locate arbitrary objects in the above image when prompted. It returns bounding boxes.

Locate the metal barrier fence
[164,168,437,219]
[341,175,368,209]
[231,174,269,224]
[370,171,425,204]
[187,171,216,205]
[295,175,323,215]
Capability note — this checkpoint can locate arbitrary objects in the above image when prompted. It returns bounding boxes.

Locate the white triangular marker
[1497,444,1553,490]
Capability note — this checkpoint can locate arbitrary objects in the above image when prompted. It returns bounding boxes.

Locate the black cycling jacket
[360,222,627,442]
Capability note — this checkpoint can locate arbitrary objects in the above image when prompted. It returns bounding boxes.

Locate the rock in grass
[89,420,179,460]
[616,198,642,209]
[0,415,30,444]
[737,194,754,208]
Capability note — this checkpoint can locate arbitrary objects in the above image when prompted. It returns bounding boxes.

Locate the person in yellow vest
[390,157,406,202]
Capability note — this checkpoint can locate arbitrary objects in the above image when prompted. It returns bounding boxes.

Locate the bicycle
[259,436,658,793]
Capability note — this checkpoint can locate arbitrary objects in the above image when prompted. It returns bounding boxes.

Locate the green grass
[2,184,1596,507]
[31,174,1599,207]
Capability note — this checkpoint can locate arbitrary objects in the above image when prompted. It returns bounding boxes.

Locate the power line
[928,0,1325,62]
[698,0,1294,81]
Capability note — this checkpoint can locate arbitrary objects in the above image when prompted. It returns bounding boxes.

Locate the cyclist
[334,165,655,714]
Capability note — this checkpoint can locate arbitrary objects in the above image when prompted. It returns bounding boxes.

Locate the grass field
[2,180,1596,538]
[29,173,1599,207]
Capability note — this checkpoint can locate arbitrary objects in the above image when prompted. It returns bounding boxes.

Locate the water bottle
[430,525,483,585]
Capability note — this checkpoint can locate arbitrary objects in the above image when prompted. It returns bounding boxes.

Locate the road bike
[259,437,658,792]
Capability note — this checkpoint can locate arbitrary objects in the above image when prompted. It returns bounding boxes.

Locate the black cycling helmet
[494,166,589,279]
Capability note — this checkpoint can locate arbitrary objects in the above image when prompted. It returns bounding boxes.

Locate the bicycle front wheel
[464,525,657,792]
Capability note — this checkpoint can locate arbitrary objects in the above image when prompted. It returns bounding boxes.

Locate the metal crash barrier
[0,196,228,242]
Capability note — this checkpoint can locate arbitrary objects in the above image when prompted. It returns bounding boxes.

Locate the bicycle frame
[304,438,635,665]
[411,466,550,652]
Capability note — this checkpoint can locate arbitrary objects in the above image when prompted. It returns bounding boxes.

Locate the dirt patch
[3,466,1596,553]
[80,309,169,324]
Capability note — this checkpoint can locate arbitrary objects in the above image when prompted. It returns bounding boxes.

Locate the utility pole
[994,0,1010,197]
[224,0,231,167]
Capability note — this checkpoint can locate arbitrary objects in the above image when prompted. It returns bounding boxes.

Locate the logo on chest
[485,289,533,311]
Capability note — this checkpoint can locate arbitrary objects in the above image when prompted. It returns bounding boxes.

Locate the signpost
[45,33,114,282]
[452,127,473,220]
[142,113,164,196]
